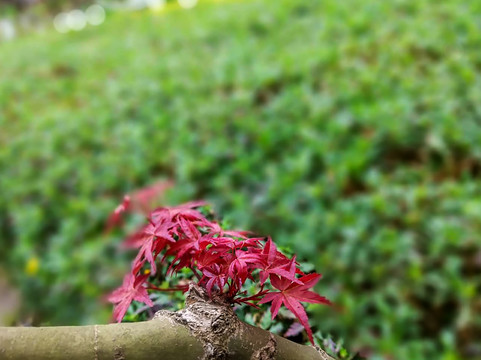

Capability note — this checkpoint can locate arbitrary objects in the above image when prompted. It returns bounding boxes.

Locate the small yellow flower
[25,257,39,276]
[143,269,151,275]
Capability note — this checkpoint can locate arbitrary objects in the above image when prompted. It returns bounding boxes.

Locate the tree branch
[0,286,334,360]
[0,318,203,360]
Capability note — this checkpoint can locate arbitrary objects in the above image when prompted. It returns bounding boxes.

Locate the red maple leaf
[131,222,175,275]
[226,249,263,289]
[200,220,251,239]
[106,195,131,231]
[202,263,229,296]
[259,273,331,344]
[108,273,153,322]
[150,201,207,225]
[106,181,173,232]
[259,238,301,285]
[129,180,173,214]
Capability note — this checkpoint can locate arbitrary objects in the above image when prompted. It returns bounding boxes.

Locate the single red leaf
[106,195,131,231]
[259,274,330,345]
[108,273,153,322]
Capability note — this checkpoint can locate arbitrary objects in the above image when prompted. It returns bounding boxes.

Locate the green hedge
[1,0,480,358]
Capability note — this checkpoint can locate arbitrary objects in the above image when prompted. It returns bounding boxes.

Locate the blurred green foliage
[1,0,481,359]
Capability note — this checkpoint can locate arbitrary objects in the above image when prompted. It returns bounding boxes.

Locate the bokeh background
[1,0,481,359]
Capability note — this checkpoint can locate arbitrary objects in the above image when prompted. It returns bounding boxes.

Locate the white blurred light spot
[0,19,15,40]
[67,9,86,31]
[147,0,166,11]
[53,12,70,33]
[126,0,145,10]
[85,5,106,26]
[178,0,198,9]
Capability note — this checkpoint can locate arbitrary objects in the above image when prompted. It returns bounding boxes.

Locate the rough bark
[0,285,334,360]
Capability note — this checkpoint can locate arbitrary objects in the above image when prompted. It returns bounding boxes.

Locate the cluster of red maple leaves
[108,199,330,344]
